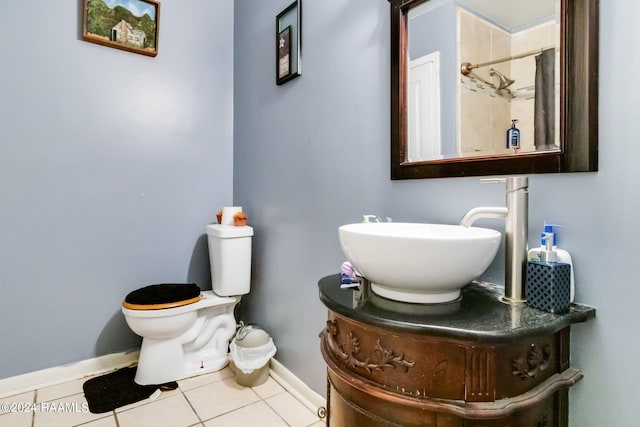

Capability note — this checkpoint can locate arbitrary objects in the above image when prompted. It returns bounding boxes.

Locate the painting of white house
[83,0,159,57]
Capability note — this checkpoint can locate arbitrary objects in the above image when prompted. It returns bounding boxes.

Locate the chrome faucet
[362,215,392,223]
[459,177,529,305]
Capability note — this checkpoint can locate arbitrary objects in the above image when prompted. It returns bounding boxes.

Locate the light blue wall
[234,0,640,425]
[0,0,234,378]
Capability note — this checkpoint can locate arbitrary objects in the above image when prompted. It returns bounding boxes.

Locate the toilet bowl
[121,224,253,385]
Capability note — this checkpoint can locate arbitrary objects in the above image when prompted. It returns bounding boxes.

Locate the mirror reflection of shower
[406,0,560,161]
[455,3,560,159]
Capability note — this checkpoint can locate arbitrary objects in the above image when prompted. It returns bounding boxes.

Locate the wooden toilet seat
[122,283,202,310]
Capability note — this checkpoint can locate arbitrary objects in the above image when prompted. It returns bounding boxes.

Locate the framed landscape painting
[83,0,160,57]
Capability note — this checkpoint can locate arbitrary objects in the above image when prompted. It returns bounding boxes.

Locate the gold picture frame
[83,0,160,57]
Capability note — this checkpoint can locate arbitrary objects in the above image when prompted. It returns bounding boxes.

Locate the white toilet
[121,224,253,385]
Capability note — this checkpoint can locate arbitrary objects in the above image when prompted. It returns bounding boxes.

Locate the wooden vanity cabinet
[318,276,595,427]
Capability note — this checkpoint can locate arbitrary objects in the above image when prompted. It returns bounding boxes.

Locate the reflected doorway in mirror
[408,51,443,162]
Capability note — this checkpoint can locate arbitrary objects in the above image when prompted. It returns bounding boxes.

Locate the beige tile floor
[0,367,325,427]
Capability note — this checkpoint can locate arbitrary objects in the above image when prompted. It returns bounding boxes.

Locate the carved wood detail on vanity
[320,311,580,426]
[322,313,466,400]
[465,347,495,401]
[511,343,552,380]
[318,274,595,426]
[325,320,416,374]
[496,337,558,399]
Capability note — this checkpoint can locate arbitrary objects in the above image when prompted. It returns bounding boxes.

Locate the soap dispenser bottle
[506,119,520,151]
[527,224,575,302]
[526,233,572,313]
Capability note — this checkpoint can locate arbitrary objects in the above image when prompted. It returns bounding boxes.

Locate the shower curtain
[534,48,556,150]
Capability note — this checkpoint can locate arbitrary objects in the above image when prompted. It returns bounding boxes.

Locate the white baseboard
[0,351,140,399]
[269,358,326,416]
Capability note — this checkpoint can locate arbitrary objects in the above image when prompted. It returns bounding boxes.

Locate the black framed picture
[278,26,292,80]
[276,1,301,85]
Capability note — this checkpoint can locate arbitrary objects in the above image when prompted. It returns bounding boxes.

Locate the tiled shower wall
[457,9,559,155]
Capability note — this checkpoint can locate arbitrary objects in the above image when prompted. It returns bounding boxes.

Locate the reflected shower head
[489,68,515,91]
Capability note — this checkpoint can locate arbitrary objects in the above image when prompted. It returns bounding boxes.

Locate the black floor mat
[82,367,178,413]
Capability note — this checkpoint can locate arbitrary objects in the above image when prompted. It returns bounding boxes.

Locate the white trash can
[230,324,276,387]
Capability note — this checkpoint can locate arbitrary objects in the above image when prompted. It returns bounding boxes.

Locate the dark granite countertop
[319,274,596,342]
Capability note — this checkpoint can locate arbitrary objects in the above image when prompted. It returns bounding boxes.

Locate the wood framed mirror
[389,0,598,179]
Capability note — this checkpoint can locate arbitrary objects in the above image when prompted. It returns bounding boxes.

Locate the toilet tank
[205,224,253,296]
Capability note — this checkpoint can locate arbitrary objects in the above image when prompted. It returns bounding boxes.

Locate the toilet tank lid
[206,224,254,238]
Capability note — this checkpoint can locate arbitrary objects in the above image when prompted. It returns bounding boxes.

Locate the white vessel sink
[338,223,501,304]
